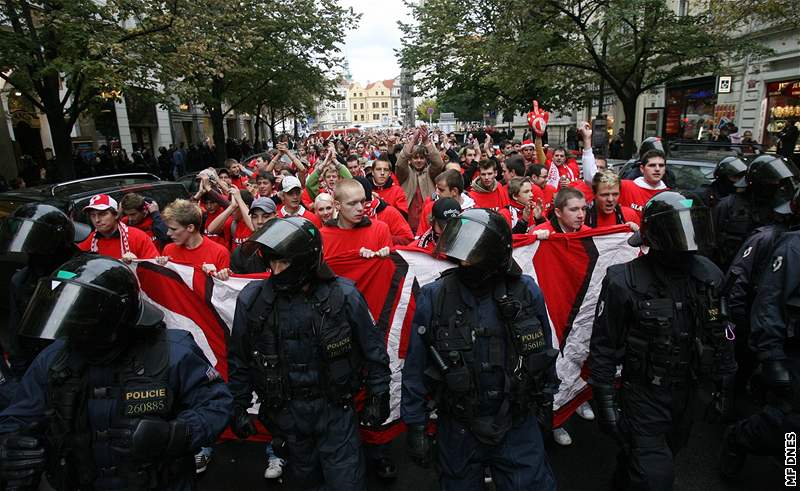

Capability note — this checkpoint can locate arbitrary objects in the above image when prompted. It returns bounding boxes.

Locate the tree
[157,0,353,164]
[416,98,439,122]
[400,0,770,158]
[0,0,180,178]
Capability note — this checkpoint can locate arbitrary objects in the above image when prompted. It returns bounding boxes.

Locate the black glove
[231,405,257,440]
[362,392,390,427]
[760,359,792,388]
[0,434,46,489]
[706,374,736,423]
[536,396,554,440]
[109,418,190,460]
[592,386,622,444]
[758,359,793,407]
[406,424,432,468]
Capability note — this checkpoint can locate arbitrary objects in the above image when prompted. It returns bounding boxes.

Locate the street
[199,396,785,490]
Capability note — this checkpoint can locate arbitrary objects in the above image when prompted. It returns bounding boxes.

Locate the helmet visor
[772,178,798,214]
[18,278,126,342]
[434,217,500,265]
[645,208,714,252]
[0,218,61,255]
[240,219,314,260]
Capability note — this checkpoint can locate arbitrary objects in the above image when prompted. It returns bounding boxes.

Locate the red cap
[83,194,118,213]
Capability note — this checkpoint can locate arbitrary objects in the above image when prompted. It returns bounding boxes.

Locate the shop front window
[764,79,800,155]
[664,84,716,142]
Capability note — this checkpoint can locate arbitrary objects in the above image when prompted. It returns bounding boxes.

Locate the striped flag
[131,225,637,441]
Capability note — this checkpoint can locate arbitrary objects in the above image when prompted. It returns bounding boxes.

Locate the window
[373,114,379,120]
[353,103,357,110]
[360,103,364,109]
[361,114,365,121]
[678,0,688,16]
[371,102,377,109]
[381,102,388,108]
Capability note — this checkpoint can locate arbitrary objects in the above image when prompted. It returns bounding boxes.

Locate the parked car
[608,141,767,191]
[0,173,189,310]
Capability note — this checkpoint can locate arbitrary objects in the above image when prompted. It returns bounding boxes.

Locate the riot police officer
[694,155,748,208]
[589,191,737,490]
[722,177,800,399]
[401,208,558,490]
[0,203,89,407]
[227,217,391,490]
[713,155,800,270]
[0,256,232,490]
[719,187,800,478]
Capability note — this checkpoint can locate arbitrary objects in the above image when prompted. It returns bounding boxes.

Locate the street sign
[717,76,732,94]
[427,107,434,115]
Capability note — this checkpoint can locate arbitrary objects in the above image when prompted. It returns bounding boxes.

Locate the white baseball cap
[281,175,302,192]
[82,194,118,213]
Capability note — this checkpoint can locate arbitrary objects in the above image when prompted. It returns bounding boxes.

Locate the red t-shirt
[376,205,414,245]
[163,236,230,270]
[320,219,392,260]
[532,184,556,216]
[277,205,322,227]
[569,180,594,202]
[230,220,253,251]
[78,226,159,259]
[373,183,409,215]
[204,208,232,249]
[300,188,314,209]
[532,220,590,234]
[619,178,668,213]
[593,206,641,228]
[230,175,249,190]
[121,214,162,252]
[469,183,510,210]
[546,159,581,182]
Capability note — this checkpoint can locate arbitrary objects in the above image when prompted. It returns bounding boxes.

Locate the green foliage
[0,0,178,123]
[156,0,353,128]
[416,98,440,121]
[400,0,772,156]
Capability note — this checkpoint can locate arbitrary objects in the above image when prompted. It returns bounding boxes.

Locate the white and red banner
[131,225,637,440]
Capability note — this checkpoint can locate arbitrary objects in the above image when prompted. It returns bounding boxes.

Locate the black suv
[0,173,189,310]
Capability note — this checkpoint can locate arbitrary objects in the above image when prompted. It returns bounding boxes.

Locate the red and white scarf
[90,221,131,256]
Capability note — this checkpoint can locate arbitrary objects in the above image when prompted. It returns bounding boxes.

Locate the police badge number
[124,385,169,416]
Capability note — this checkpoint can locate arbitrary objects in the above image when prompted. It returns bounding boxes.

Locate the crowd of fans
[77,120,666,274]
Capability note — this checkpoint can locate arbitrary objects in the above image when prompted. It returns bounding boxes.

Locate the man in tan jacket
[395,127,445,232]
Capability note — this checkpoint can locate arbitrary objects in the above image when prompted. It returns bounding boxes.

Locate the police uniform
[0,256,232,491]
[714,155,800,271]
[589,192,736,491]
[720,230,800,476]
[401,209,558,491]
[0,203,89,408]
[712,193,760,270]
[227,217,391,490]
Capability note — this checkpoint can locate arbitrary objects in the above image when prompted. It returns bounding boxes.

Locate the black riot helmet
[0,203,89,255]
[638,137,664,157]
[640,191,714,252]
[241,217,323,291]
[434,208,519,281]
[714,156,748,188]
[746,155,800,214]
[18,256,163,362]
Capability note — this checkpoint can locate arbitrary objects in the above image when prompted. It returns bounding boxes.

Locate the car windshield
[669,164,713,190]
[70,184,188,224]
[667,142,763,162]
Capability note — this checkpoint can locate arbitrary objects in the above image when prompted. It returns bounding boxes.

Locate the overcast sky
[339,0,411,85]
